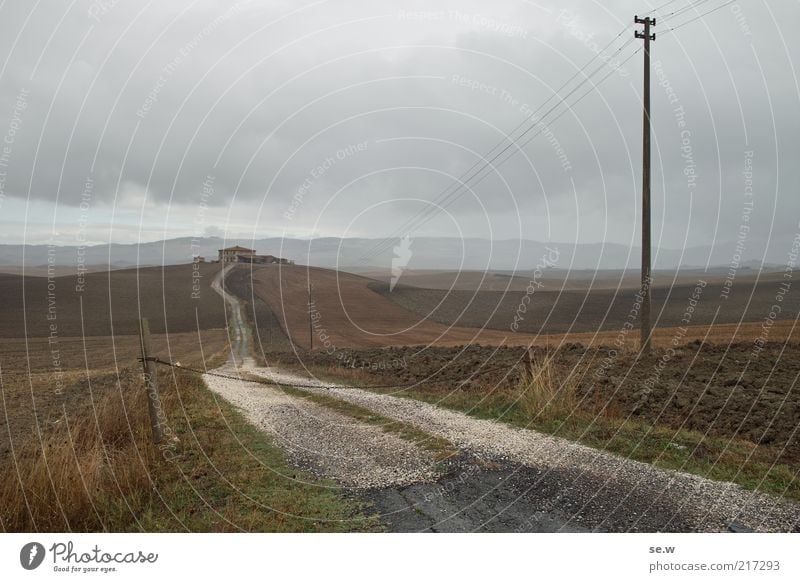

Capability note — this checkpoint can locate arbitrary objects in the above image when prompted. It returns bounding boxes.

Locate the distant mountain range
[0,236,781,273]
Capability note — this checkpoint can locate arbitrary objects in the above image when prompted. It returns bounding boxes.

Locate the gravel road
[250,367,800,533]
[203,370,438,488]
[208,267,438,488]
[211,265,255,368]
[210,266,800,532]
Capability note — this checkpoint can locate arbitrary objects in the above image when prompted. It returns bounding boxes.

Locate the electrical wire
[662,0,740,32]
[406,46,645,235]
[355,1,745,262]
[356,29,637,263]
[359,40,639,262]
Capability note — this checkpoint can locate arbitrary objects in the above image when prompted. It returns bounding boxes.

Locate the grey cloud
[0,0,797,254]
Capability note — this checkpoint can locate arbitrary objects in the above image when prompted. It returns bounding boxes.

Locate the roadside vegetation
[296,353,799,503]
[507,356,798,502]
[0,365,377,532]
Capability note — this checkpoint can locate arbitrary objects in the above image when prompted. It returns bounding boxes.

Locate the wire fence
[141,356,520,391]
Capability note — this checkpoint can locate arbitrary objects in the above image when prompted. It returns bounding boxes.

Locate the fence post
[139,318,166,445]
[526,346,535,376]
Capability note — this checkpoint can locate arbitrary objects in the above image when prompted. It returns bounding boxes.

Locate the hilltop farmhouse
[217,245,293,265]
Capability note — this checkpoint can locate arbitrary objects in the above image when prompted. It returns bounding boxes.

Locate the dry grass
[0,368,158,531]
[0,331,230,464]
[1,366,377,532]
[512,354,581,422]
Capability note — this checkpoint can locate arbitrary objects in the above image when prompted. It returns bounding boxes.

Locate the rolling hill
[237,263,538,349]
[0,263,227,338]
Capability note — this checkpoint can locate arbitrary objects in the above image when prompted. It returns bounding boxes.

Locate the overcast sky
[0,0,797,259]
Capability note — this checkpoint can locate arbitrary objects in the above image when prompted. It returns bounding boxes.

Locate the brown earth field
[238,263,553,351]
[0,263,227,337]
[268,341,800,466]
[0,264,129,277]
[498,320,800,350]
[232,263,800,352]
[357,266,768,292]
[371,271,800,336]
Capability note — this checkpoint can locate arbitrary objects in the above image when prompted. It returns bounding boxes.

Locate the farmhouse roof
[219,245,255,252]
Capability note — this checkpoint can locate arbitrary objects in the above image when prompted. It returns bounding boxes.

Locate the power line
[406,46,644,237]
[657,0,716,21]
[362,42,639,260]
[382,1,745,248]
[359,32,635,263]
[358,1,744,264]
[362,41,638,259]
[663,0,740,32]
[357,29,637,263]
[644,0,685,15]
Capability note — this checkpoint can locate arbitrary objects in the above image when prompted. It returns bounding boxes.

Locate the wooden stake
[526,346,535,376]
[139,318,166,445]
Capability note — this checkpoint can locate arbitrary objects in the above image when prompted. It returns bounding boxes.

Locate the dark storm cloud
[0,0,797,252]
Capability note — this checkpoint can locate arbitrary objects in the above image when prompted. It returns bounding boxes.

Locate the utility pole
[307,281,314,350]
[635,15,655,354]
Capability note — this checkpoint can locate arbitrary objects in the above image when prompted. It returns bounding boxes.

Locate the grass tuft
[512,354,580,422]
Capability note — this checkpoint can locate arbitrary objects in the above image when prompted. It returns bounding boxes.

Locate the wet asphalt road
[360,456,708,533]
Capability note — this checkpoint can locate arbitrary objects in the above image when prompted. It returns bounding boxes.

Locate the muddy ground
[268,341,800,463]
